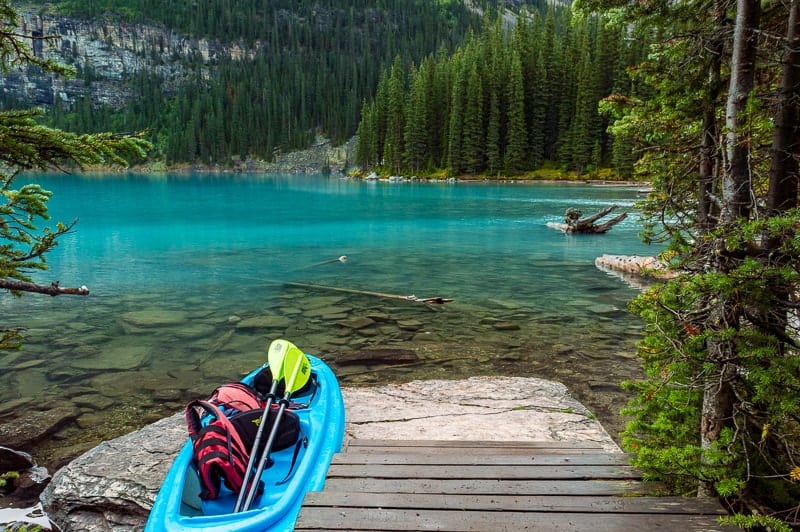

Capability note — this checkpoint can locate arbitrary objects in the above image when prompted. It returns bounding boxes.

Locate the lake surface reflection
[1,174,657,469]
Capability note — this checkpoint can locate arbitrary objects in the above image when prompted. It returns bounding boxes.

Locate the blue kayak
[145,354,345,531]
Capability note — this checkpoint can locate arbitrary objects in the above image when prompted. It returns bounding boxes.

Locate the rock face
[37,377,617,532]
[5,9,249,111]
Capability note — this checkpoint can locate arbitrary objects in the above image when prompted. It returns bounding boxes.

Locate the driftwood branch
[587,212,628,233]
[570,205,618,227]
[0,278,90,296]
[278,280,452,304]
[547,205,628,234]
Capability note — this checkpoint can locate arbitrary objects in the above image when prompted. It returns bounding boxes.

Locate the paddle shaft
[240,398,291,511]
[232,380,279,513]
[240,359,306,512]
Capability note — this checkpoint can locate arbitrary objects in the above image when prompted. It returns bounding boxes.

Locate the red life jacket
[185,395,301,500]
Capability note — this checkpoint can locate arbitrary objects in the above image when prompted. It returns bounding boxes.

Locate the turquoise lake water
[2,173,658,467]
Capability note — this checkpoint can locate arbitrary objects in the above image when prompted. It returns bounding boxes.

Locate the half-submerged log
[547,205,628,234]
[279,280,453,304]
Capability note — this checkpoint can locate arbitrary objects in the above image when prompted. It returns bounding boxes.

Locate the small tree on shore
[0,0,150,350]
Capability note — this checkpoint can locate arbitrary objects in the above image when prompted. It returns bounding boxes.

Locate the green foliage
[719,513,793,532]
[0,470,20,489]
[580,0,800,525]
[2,526,43,532]
[0,0,151,349]
[625,217,800,520]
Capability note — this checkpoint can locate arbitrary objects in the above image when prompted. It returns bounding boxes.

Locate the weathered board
[295,440,730,531]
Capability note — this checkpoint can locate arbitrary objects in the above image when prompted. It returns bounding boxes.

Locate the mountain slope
[3,1,552,166]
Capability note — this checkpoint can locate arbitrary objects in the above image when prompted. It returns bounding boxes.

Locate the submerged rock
[0,407,80,450]
[121,310,190,328]
[333,348,419,366]
[0,446,35,473]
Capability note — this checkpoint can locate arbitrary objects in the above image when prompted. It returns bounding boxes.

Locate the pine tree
[0,0,150,349]
[540,9,563,161]
[447,50,467,175]
[355,99,377,169]
[504,51,528,174]
[384,56,407,174]
[430,46,452,168]
[461,60,484,174]
[404,60,432,173]
[484,17,507,174]
[564,28,602,174]
[578,0,800,526]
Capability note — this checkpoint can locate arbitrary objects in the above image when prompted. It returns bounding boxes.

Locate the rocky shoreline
[3,376,618,531]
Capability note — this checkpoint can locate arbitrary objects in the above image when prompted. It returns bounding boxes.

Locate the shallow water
[1,174,657,469]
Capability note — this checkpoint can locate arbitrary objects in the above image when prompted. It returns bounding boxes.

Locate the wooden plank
[320,477,661,496]
[343,445,611,456]
[332,452,632,466]
[301,492,728,515]
[343,439,606,452]
[325,463,643,480]
[294,508,729,531]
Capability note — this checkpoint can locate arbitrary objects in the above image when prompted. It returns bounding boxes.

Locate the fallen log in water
[271,280,453,304]
[0,279,89,296]
[595,254,676,280]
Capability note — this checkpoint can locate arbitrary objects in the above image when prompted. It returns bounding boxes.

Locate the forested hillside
[355,10,646,177]
[3,1,643,175]
[5,1,550,168]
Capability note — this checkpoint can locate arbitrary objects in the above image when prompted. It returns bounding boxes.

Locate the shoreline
[26,375,617,531]
[26,167,651,189]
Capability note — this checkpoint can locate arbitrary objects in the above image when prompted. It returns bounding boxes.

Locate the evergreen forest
[354,9,644,177]
[19,0,558,169]
[18,0,639,176]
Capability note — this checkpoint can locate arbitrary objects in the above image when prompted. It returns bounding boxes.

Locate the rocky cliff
[4,8,256,110]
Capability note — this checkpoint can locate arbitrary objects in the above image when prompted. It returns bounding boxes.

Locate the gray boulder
[39,413,185,532]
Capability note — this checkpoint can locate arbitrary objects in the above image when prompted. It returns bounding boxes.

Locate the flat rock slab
[343,377,619,452]
[121,310,189,327]
[36,377,618,531]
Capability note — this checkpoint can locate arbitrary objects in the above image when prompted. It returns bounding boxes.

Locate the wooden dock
[295,440,729,531]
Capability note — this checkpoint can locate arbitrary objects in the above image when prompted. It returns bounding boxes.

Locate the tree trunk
[700,0,761,496]
[766,0,800,214]
[722,0,760,222]
[581,212,628,233]
[698,0,726,231]
[561,205,627,233]
[761,0,800,358]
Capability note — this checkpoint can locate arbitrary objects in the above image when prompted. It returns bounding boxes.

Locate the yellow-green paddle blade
[267,338,293,381]
[282,346,311,395]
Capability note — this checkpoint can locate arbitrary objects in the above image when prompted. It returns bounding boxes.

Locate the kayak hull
[144,354,345,531]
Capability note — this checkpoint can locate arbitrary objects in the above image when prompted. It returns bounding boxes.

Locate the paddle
[240,345,311,512]
[232,339,292,513]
